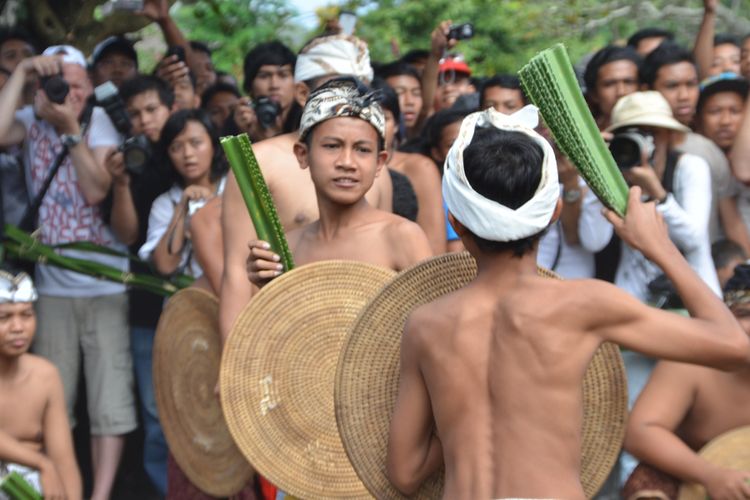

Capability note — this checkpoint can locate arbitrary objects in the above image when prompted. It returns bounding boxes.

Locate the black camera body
[448,23,474,40]
[95,81,151,175]
[40,75,69,104]
[254,96,281,130]
[609,128,656,170]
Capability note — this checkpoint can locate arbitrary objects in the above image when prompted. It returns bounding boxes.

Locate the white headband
[442,105,559,241]
[294,35,374,85]
[0,271,38,304]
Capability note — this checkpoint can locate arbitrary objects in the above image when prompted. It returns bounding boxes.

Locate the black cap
[90,36,138,69]
[698,72,750,111]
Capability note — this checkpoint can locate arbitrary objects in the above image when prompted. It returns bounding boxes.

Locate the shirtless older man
[220,34,393,340]
[386,106,750,499]
[0,270,81,500]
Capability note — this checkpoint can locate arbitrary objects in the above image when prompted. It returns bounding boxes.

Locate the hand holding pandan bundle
[518,44,629,216]
[220,134,294,286]
[0,472,42,500]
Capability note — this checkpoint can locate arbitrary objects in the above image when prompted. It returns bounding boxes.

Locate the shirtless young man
[624,263,750,498]
[220,34,393,340]
[0,270,81,499]
[246,78,432,285]
[385,106,750,499]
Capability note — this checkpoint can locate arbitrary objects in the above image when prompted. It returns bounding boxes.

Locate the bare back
[411,276,601,499]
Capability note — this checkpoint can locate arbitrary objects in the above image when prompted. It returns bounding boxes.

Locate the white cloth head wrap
[298,78,385,143]
[0,271,38,303]
[294,34,374,85]
[442,105,559,241]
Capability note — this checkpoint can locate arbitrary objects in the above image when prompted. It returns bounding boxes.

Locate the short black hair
[242,40,296,94]
[0,29,36,54]
[376,61,421,83]
[713,239,748,269]
[715,33,741,47]
[120,75,175,109]
[584,45,642,96]
[425,108,470,151]
[200,82,241,109]
[189,40,212,56]
[479,74,527,107]
[371,78,400,124]
[626,28,674,49]
[640,41,697,87]
[461,127,546,256]
[400,49,430,66]
[157,108,228,186]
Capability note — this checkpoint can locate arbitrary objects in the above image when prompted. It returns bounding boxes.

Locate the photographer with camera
[606,90,721,484]
[0,45,135,500]
[232,41,300,142]
[99,74,176,496]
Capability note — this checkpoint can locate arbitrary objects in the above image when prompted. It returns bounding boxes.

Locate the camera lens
[609,135,642,170]
[255,97,281,129]
[41,75,70,105]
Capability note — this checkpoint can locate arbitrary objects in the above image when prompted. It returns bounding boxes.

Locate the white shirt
[15,105,127,297]
[538,179,613,278]
[139,177,226,279]
[615,153,721,301]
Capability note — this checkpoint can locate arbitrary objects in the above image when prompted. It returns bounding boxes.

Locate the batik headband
[724,263,750,308]
[298,78,386,144]
[442,105,559,241]
[0,271,38,304]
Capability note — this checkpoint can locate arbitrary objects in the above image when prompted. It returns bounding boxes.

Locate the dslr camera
[95,82,151,176]
[254,96,281,130]
[608,128,655,170]
[40,75,69,104]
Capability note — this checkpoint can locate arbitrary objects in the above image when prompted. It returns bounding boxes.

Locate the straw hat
[220,260,395,499]
[605,90,691,133]
[335,252,627,499]
[153,287,253,496]
[678,425,750,500]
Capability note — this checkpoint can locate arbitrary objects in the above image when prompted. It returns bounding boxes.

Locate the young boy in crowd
[624,263,750,498]
[0,269,81,500]
[385,106,750,499]
[246,77,432,285]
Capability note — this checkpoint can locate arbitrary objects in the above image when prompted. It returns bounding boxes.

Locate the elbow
[728,334,750,370]
[386,460,421,496]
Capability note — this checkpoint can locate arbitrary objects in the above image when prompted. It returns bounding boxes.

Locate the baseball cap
[42,45,87,68]
[697,72,749,111]
[90,36,138,69]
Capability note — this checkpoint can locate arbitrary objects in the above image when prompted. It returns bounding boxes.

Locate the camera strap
[661,150,680,194]
[19,100,96,232]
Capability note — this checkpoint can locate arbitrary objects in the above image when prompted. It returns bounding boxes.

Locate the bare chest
[270,169,319,230]
[0,385,47,445]
[295,233,395,270]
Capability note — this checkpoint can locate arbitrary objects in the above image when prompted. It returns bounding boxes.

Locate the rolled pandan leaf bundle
[519,43,629,216]
[220,133,295,272]
[0,472,42,500]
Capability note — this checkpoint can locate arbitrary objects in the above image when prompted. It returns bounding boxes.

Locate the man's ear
[294,82,310,107]
[549,198,563,225]
[293,141,309,170]
[374,149,388,177]
[447,211,467,237]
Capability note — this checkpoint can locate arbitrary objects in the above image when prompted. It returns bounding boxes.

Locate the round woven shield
[335,252,627,499]
[220,260,395,499]
[678,425,750,500]
[153,287,252,497]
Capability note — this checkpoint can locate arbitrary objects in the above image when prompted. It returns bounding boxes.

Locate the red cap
[439,58,471,76]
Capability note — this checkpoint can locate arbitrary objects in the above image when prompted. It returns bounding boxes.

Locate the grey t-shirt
[674,132,732,242]
[0,150,29,227]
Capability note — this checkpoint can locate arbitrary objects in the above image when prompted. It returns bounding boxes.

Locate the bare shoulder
[253,133,297,170]
[381,212,433,264]
[404,294,460,346]
[20,354,63,393]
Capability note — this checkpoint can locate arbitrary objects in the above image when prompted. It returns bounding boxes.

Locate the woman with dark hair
[138,109,228,290]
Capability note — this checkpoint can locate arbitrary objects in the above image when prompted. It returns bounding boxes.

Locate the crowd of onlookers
[3,0,750,497]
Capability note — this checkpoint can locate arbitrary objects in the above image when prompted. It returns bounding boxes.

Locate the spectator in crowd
[713,239,748,288]
[583,45,641,130]
[640,43,750,251]
[627,27,674,57]
[377,61,424,139]
[200,81,240,131]
[0,64,27,228]
[623,263,750,498]
[694,0,742,79]
[478,74,527,114]
[0,30,35,106]
[0,45,134,500]
[220,33,393,345]
[400,48,429,75]
[234,40,299,141]
[89,36,138,89]
[741,33,750,79]
[102,74,176,495]
[0,268,82,500]
[189,41,217,95]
